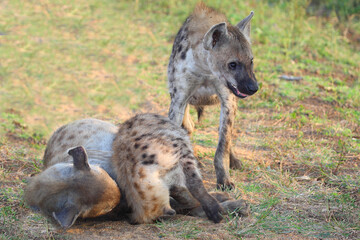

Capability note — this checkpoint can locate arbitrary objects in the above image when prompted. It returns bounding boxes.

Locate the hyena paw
[230,151,243,170]
[202,200,222,223]
[221,199,250,217]
[216,179,235,191]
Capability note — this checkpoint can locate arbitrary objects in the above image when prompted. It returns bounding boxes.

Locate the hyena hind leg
[128,169,175,224]
[195,106,205,122]
[230,149,243,170]
[169,185,200,213]
[182,104,195,134]
[189,197,250,218]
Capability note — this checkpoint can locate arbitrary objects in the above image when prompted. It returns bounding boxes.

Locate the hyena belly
[25,119,121,228]
[112,113,222,224]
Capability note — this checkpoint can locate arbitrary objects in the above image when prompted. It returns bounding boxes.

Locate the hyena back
[111,113,222,223]
[168,3,258,189]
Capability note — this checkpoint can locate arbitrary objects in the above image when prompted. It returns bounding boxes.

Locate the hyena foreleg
[170,186,250,218]
[180,157,222,223]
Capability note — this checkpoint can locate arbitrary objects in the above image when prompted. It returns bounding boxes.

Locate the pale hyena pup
[168,3,258,189]
[24,119,121,229]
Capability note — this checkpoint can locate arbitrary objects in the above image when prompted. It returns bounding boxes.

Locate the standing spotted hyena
[168,3,258,189]
[111,113,222,224]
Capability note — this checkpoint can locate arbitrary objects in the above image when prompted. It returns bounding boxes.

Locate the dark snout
[227,63,259,98]
[235,75,258,98]
[244,77,258,95]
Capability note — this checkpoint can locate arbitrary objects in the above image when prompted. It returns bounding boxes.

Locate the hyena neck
[86,149,117,180]
[188,46,213,77]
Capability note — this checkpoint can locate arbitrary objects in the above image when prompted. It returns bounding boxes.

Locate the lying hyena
[24,119,122,228]
[168,3,258,189]
[111,113,223,223]
[25,116,249,228]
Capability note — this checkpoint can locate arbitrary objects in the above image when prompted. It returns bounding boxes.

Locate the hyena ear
[236,11,254,40]
[203,22,228,51]
[52,205,80,229]
[68,146,90,171]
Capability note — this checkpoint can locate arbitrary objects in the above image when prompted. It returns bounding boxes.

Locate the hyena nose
[163,207,176,216]
[247,82,258,95]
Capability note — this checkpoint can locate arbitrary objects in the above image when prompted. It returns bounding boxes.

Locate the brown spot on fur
[134,182,140,191]
[68,134,75,140]
[138,190,145,200]
[119,143,126,151]
[180,50,187,60]
[131,131,138,136]
[139,167,146,179]
[142,159,155,165]
[159,119,167,125]
[134,143,140,149]
[151,203,159,214]
[141,145,148,150]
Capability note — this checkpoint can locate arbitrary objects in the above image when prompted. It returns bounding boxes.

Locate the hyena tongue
[228,82,248,98]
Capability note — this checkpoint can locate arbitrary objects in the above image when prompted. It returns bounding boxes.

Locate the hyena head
[24,146,120,229]
[203,12,258,98]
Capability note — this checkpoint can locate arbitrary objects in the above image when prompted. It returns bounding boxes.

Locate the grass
[0,0,359,239]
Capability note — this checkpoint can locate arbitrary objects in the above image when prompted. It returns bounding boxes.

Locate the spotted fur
[25,117,249,228]
[111,113,223,223]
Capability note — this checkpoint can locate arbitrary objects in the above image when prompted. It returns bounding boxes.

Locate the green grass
[0,0,359,239]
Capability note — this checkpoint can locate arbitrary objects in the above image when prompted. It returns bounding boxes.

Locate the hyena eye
[228,62,237,70]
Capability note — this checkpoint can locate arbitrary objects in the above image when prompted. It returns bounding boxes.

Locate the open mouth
[226,82,248,98]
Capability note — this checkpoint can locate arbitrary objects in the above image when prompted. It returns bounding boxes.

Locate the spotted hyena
[24,119,121,228]
[168,3,258,189]
[25,117,249,228]
[111,113,223,224]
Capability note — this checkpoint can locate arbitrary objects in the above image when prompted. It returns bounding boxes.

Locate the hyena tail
[181,157,223,223]
[195,106,205,122]
[127,165,174,224]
